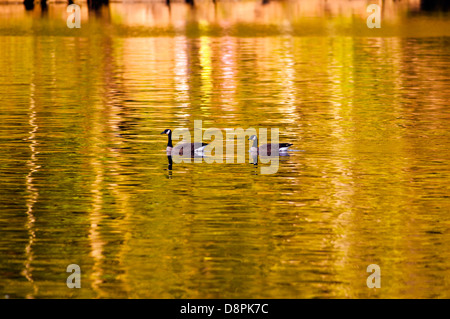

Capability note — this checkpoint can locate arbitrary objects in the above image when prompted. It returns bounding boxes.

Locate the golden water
[0,1,449,298]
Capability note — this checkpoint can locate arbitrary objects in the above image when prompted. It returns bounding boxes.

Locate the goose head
[161,129,172,135]
[248,135,258,141]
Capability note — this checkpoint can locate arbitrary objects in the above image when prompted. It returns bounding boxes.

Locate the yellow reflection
[199,36,212,111]
[87,43,107,295]
[87,38,132,297]
[105,40,132,296]
[22,80,39,299]
[219,37,237,112]
[174,36,191,120]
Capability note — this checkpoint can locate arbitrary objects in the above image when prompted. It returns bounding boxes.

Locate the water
[0,1,450,299]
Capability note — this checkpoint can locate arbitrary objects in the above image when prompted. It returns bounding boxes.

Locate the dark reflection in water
[23,0,34,11]
[40,0,47,13]
[421,0,449,11]
[0,1,450,299]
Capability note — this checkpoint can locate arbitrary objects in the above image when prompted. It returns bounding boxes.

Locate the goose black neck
[252,138,258,148]
[167,131,173,147]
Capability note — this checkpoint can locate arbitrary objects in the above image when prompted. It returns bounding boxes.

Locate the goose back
[257,143,292,156]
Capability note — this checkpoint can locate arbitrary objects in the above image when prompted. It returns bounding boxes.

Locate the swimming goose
[161,129,208,156]
[248,135,293,155]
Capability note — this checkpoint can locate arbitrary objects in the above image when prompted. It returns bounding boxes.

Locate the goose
[166,155,173,179]
[248,135,293,156]
[161,129,208,157]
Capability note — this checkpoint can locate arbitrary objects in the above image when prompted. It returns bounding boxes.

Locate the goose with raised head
[161,129,208,157]
[248,135,293,156]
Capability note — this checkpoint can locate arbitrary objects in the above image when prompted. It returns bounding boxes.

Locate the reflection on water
[1,0,450,37]
[0,1,450,299]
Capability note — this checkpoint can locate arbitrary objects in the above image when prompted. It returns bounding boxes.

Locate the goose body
[249,135,292,156]
[161,129,208,157]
